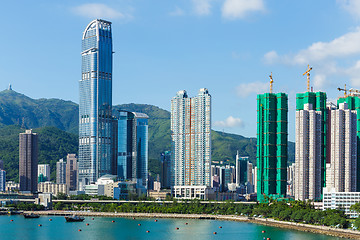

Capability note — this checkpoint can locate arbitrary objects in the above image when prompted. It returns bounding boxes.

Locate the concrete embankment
[26,210,360,239]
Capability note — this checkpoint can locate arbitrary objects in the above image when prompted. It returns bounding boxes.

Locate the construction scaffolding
[257,93,288,202]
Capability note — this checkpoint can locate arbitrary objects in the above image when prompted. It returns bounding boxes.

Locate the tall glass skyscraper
[112,110,149,194]
[79,19,113,189]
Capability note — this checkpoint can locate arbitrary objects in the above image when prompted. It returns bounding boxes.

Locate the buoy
[78,229,82,232]
[133,217,135,220]
[262,230,265,233]
[112,220,115,223]
[267,238,270,240]
[86,223,89,226]
[219,226,222,229]
[92,218,94,220]
[38,224,42,227]
[176,227,179,230]
[138,224,141,226]
[185,222,188,225]
[10,220,13,222]
[146,230,150,233]
[213,232,217,234]
[49,219,52,221]
[154,219,158,222]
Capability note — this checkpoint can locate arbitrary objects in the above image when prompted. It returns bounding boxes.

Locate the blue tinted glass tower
[79,19,113,189]
[113,111,149,194]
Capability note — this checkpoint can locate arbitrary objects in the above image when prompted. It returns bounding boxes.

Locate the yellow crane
[269,72,273,93]
[303,65,313,92]
[337,84,348,97]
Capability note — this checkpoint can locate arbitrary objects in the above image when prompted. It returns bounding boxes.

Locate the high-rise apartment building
[295,91,326,201]
[112,110,149,194]
[326,102,357,192]
[171,89,211,187]
[38,164,50,182]
[0,170,5,192]
[256,93,288,202]
[66,154,78,191]
[56,159,66,184]
[19,129,38,193]
[338,96,360,191]
[79,19,113,189]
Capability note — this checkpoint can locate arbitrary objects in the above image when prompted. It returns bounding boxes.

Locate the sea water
[0,215,342,240]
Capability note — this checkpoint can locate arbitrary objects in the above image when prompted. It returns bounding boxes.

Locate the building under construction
[295,91,327,201]
[337,95,360,191]
[256,92,288,202]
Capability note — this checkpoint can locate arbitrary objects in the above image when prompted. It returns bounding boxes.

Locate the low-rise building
[323,188,360,218]
[38,182,68,195]
[5,181,19,192]
[172,186,213,200]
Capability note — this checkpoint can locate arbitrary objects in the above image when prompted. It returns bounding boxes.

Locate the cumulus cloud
[222,0,265,19]
[169,6,185,16]
[337,0,360,18]
[236,82,269,98]
[264,28,360,65]
[214,116,244,128]
[72,3,132,20]
[313,74,327,89]
[192,0,212,16]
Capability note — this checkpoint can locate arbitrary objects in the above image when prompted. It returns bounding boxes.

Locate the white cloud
[313,74,327,89]
[214,116,244,128]
[337,0,360,18]
[265,28,360,65]
[169,6,185,16]
[236,82,269,98]
[192,0,212,16]
[72,3,132,20]
[222,0,265,19]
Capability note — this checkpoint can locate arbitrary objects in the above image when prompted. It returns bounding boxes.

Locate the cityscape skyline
[3,1,360,141]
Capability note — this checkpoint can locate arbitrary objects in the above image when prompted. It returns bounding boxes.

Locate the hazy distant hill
[0,90,295,181]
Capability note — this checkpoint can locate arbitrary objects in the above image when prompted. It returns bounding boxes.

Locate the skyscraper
[79,19,113,189]
[171,88,211,187]
[295,91,326,201]
[338,96,360,191]
[56,159,66,184]
[257,93,288,202]
[66,154,78,191]
[235,152,249,186]
[112,110,149,194]
[326,102,357,192]
[19,129,38,193]
[0,170,5,192]
[160,151,171,189]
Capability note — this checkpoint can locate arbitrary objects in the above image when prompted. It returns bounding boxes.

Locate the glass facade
[79,19,113,188]
[113,111,149,193]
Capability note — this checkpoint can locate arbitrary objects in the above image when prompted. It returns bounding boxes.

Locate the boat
[65,215,85,222]
[23,213,40,218]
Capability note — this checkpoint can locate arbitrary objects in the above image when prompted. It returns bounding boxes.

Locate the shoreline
[24,210,360,239]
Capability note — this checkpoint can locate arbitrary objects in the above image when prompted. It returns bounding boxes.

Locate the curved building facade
[79,19,113,189]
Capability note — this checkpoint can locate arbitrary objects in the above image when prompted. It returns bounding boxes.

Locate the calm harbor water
[0,215,343,240]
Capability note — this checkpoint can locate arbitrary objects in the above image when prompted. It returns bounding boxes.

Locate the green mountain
[0,90,78,134]
[0,90,295,181]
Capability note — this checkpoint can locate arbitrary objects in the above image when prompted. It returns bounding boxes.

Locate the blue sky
[1,0,360,141]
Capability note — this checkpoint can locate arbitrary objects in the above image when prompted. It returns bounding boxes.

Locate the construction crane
[269,72,273,93]
[337,84,348,97]
[303,65,313,92]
